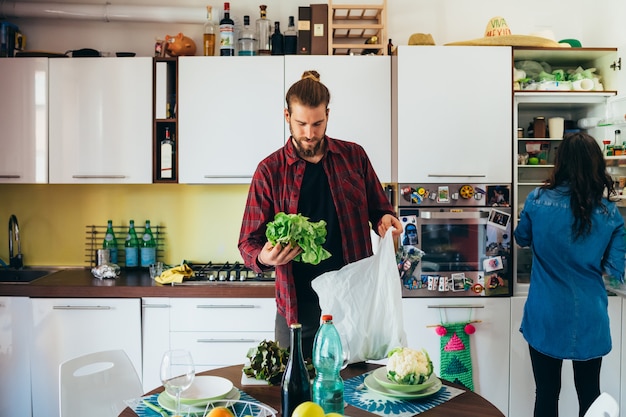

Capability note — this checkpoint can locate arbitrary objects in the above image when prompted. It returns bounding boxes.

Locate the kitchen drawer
[170,331,274,369]
[169,298,275,332]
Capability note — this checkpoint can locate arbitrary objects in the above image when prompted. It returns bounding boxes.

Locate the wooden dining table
[119,362,504,417]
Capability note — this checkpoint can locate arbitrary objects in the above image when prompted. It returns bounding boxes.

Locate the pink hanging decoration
[464,323,476,335]
[435,325,447,336]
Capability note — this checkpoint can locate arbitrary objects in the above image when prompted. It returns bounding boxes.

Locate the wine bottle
[255,4,271,55]
[238,15,257,56]
[219,2,235,56]
[203,5,217,56]
[270,21,284,55]
[284,16,297,55]
[140,220,157,267]
[281,323,312,417]
[160,127,174,179]
[102,220,118,264]
[124,220,140,268]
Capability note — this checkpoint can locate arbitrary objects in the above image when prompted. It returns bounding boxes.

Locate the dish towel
[439,322,474,391]
[344,371,464,417]
[155,264,194,284]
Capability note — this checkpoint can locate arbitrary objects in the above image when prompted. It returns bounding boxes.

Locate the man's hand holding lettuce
[265,212,331,265]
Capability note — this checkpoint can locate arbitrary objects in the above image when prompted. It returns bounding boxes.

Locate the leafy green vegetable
[265,212,332,265]
[242,339,315,385]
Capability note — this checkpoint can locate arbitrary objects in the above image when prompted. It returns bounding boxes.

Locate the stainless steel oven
[397,183,512,297]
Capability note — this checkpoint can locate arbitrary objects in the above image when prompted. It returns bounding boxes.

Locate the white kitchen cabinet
[0,297,32,416]
[510,296,622,417]
[48,57,153,184]
[284,56,392,182]
[394,46,512,184]
[168,298,275,372]
[30,298,142,417]
[401,297,510,415]
[142,297,171,393]
[178,57,285,184]
[0,58,48,183]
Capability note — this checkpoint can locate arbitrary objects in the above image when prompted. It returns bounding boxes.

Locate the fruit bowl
[203,400,277,417]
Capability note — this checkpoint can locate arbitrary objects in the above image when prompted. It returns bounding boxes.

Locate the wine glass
[160,349,195,417]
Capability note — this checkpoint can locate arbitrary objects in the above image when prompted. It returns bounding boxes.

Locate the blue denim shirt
[514,186,625,360]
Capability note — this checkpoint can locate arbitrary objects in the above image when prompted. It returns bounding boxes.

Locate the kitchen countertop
[0,268,276,298]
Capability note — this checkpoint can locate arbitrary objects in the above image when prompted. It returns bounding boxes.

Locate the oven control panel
[398,183,511,208]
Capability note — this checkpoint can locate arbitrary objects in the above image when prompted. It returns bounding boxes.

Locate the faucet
[8,214,23,269]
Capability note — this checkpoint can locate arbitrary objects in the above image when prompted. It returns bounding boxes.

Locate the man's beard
[289,123,325,158]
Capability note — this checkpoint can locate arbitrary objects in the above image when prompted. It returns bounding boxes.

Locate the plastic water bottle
[312,315,344,414]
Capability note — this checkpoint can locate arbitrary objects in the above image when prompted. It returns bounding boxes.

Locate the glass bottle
[281,323,311,417]
[160,127,174,179]
[140,220,157,267]
[124,220,140,268]
[102,220,118,264]
[270,21,284,55]
[203,5,217,56]
[255,5,271,55]
[533,116,546,138]
[238,15,257,56]
[387,38,393,56]
[219,2,235,56]
[284,16,297,55]
[312,315,344,414]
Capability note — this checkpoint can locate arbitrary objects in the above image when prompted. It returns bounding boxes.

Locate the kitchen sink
[0,268,57,283]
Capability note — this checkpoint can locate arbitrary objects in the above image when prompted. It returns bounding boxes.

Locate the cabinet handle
[142,303,171,308]
[72,175,127,179]
[427,304,484,309]
[196,304,256,309]
[202,175,252,179]
[0,175,21,178]
[53,305,112,310]
[196,338,257,343]
[428,174,486,178]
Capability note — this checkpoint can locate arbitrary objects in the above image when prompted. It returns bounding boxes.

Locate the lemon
[292,401,325,417]
[326,413,344,417]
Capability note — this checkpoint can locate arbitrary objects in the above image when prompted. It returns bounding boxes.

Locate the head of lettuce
[265,212,332,265]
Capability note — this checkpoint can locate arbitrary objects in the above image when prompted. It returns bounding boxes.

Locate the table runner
[344,371,465,417]
[129,389,274,417]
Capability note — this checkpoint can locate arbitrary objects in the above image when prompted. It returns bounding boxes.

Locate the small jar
[614,145,623,156]
[517,127,524,138]
[533,117,546,138]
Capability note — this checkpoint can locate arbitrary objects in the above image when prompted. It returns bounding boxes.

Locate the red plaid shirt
[238,136,395,324]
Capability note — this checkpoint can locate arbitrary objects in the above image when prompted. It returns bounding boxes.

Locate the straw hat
[408,33,436,46]
[445,16,565,47]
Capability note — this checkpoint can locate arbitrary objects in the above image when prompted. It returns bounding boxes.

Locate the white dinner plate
[158,386,240,412]
[372,367,439,393]
[364,373,443,399]
[165,376,234,405]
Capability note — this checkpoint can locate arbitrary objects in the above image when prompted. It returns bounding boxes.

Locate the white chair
[583,392,620,417]
[59,349,143,417]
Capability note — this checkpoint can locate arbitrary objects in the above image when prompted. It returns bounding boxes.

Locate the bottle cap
[321,314,333,321]
[290,323,302,329]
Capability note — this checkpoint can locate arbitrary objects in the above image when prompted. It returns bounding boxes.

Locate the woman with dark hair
[514,132,625,417]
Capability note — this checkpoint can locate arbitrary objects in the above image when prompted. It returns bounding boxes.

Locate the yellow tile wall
[0,184,250,267]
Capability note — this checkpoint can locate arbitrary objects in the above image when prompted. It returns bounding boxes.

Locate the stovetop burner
[184,261,275,283]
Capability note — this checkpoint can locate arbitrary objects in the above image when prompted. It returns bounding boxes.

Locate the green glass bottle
[102,220,118,264]
[140,220,157,267]
[124,220,140,268]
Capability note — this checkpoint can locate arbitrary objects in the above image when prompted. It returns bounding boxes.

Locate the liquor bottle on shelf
[203,5,217,56]
[238,15,257,56]
[270,21,284,55]
[102,220,118,264]
[160,126,174,179]
[284,16,297,55]
[140,220,157,267]
[281,323,311,417]
[219,2,235,56]
[124,220,140,268]
[255,4,271,55]
[312,315,344,414]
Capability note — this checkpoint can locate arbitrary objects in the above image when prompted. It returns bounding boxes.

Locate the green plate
[373,367,438,393]
[364,373,442,399]
[158,386,240,412]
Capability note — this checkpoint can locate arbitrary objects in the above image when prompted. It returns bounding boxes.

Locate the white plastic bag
[311,228,407,363]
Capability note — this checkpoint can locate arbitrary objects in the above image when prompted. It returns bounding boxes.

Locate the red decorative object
[464,323,476,335]
[435,325,447,336]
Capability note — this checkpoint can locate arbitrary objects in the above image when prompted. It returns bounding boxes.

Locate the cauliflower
[386,347,433,385]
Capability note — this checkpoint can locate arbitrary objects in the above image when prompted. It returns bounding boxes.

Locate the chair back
[59,349,143,417]
[583,392,619,417]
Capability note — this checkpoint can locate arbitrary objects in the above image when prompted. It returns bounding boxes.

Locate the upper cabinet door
[395,46,512,183]
[285,56,392,183]
[178,57,285,184]
[49,58,153,184]
[0,58,48,183]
